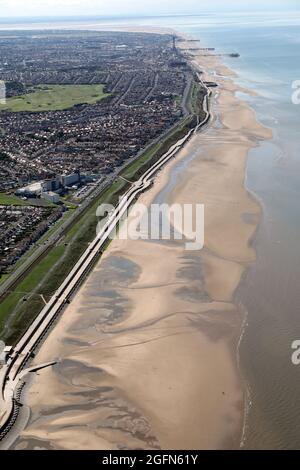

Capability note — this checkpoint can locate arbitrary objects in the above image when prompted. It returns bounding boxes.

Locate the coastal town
[0,30,188,189]
[0,30,193,273]
[0,0,298,455]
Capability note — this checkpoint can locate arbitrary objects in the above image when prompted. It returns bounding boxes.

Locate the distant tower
[172,35,176,52]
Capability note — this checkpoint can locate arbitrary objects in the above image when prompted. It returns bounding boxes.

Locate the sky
[0,0,298,18]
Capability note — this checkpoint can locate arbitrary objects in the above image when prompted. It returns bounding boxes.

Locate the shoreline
[9,28,272,450]
[178,40,272,447]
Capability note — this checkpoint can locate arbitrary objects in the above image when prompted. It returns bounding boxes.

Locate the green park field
[0,193,28,206]
[0,84,109,112]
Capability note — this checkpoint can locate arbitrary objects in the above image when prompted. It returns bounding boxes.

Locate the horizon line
[0,10,299,21]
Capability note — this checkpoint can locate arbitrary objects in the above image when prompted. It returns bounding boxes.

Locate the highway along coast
[0,70,212,442]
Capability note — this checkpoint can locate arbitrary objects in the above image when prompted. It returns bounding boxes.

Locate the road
[0,75,194,302]
[0,78,211,441]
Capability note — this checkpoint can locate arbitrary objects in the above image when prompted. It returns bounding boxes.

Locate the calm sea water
[1,11,300,449]
[163,11,300,450]
[172,12,300,450]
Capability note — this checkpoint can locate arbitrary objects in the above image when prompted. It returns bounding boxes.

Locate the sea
[1,10,300,449]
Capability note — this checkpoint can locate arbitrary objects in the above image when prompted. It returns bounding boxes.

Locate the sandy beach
[11,33,272,450]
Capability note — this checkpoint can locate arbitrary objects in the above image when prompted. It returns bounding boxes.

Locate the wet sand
[12,35,272,450]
